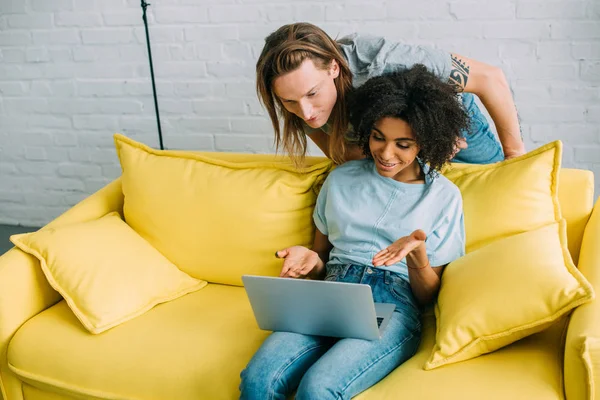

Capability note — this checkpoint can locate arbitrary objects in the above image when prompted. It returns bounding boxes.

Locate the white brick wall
[0,0,599,226]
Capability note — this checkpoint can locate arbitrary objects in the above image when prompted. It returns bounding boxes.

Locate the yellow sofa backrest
[45,151,595,268]
[558,168,595,265]
[164,151,594,266]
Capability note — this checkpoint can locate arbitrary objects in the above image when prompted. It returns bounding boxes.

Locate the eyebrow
[279,85,319,102]
[372,127,416,141]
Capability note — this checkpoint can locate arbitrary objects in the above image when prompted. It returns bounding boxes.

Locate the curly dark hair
[347,64,470,179]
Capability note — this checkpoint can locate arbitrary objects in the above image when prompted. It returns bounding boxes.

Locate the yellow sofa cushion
[8,285,269,400]
[9,212,205,334]
[356,315,568,399]
[114,134,333,286]
[443,141,562,253]
[425,221,594,370]
[8,285,568,400]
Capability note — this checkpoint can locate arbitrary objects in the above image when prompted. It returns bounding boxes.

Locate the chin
[305,117,325,128]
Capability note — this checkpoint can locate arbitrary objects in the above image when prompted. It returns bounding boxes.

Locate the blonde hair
[256,23,353,165]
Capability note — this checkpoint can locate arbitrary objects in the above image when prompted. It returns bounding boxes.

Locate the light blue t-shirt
[313,159,465,279]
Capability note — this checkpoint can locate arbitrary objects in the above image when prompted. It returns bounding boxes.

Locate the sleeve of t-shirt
[312,175,330,235]
[338,33,452,82]
[425,190,466,267]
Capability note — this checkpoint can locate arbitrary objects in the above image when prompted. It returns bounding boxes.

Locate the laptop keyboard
[376,317,384,327]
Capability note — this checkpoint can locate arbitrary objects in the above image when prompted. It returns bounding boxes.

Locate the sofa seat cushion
[8,284,269,400]
[357,314,567,400]
[9,284,566,400]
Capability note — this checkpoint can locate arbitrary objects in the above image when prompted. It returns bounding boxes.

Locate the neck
[393,160,424,184]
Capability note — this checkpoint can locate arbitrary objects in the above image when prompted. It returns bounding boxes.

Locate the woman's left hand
[372,230,427,267]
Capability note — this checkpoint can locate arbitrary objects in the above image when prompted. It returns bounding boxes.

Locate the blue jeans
[452,93,505,164]
[239,265,422,400]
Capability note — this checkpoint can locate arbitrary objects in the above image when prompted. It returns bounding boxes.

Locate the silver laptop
[242,275,396,340]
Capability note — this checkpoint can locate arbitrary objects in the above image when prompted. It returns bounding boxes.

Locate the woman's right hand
[276,246,322,279]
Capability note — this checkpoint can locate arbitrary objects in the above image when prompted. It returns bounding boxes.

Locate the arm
[449,53,525,159]
[372,230,443,306]
[307,130,365,163]
[277,228,333,280]
[405,243,444,306]
[308,229,333,280]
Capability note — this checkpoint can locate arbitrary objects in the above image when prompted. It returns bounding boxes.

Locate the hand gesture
[372,230,427,267]
[276,246,321,279]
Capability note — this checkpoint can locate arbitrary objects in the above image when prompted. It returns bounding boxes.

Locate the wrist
[406,247,428,270]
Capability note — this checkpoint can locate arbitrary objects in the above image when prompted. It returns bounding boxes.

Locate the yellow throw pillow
[425,220,594,370]
[443,141,562,253]
[114,134,334,286]
[10,212,206,334]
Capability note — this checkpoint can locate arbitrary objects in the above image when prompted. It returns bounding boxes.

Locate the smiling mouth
[376,158,398,169]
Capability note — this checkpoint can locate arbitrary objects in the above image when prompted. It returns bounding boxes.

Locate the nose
[381,142,395,161]
[298,99,313,120]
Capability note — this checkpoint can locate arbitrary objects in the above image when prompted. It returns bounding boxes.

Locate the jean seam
[338,332,417,397]
[268,343,330,400]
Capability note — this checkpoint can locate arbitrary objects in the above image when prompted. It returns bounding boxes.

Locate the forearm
[307,254,327,280]
[307,228,332,280]
[476,68,524,157]
[450,53,524,158]
[406,248,441,306]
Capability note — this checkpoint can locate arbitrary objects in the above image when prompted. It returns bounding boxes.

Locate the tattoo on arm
[449,54,470,92]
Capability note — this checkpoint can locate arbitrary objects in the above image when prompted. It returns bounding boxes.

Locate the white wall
[0,0,599,226]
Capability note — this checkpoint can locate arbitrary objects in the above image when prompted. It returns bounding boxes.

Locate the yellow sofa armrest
[565,196,600,400]
[0,178,123,400]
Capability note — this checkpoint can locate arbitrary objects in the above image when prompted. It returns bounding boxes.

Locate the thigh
[296,308,421,400]
[240,331,335,399]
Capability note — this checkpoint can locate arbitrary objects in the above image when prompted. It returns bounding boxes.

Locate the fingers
[280,261,314,278]
[275,249,289,259]
[457,137,468,149]
[372,248,389,264]
[373,248,406,267]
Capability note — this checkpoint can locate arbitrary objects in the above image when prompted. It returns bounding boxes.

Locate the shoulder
[428,174,463,207]
[326,159,372,182]
[337,33,384,49]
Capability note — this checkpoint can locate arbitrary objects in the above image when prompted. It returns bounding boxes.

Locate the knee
[296,369,343,400]
[239,363,277,400]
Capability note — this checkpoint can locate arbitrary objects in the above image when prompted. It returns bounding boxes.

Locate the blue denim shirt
[302,34,505,164]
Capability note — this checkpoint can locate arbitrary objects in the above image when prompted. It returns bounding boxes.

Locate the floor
[0,224,40,256]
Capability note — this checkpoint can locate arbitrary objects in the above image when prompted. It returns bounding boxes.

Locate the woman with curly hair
[240,65,466,400]
[256,22,524,166]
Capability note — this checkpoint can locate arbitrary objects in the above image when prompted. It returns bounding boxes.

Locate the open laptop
[242,275,396,340]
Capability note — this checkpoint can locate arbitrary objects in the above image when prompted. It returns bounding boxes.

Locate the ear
[329,59,340,79]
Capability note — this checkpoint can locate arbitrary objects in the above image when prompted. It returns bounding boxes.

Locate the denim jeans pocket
[324,264,350,282]
[387,275,419,312]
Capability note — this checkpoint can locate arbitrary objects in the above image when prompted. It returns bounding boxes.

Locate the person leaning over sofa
[256,22,525,166]
[239,65,467,400]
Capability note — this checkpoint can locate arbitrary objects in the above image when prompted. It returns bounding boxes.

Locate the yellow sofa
[0,151,598,400]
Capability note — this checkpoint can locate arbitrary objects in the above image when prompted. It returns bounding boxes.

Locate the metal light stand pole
[140,0,164,150]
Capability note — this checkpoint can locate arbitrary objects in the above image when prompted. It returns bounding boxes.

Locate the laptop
[242,275,396,340]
